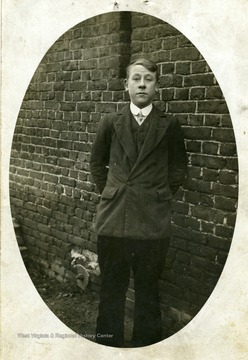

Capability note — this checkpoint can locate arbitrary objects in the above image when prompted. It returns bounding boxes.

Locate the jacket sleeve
[167,117,187,194]
[90,115,112,194]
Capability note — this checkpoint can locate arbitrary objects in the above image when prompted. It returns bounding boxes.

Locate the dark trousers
[96,236,169,347]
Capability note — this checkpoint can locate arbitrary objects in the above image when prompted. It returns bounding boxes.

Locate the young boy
[90,58,187,347]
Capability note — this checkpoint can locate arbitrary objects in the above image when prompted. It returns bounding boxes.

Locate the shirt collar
[130,102,153,117]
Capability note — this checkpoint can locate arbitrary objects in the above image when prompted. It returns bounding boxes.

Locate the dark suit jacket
[90,104,187,240]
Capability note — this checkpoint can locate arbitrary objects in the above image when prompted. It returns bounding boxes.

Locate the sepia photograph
[1,1,248,359]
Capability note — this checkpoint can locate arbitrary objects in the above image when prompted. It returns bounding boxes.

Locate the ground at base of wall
[27,267,133,347]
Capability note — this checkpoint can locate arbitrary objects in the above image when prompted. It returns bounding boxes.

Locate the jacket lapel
[113,105,171,172]
[133,107,170,169]
[114,105,137,166]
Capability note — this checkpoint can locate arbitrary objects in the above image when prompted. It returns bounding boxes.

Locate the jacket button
[126,181,131,186]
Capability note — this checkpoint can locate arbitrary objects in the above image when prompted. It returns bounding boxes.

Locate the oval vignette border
[2,1,248,360]
[9,9,238,344]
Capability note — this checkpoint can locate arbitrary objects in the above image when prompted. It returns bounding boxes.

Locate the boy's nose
[139,78,146,87]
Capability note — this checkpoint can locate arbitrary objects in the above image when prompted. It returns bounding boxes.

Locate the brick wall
[9,12,238,337]
[130,13,238,335]
[10,11,132,285]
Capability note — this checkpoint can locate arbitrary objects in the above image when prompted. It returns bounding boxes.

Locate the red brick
[190,87,205,100]
[219,170,237,184]
[168,101,196,114]
[215,196,237,212]
[219,143,237,156]
[198,100,229,114]
[184,74,215,87]
[175,88,189,100]
[212,128,235,142]
[161,62,175,74]
[171,48,200,61]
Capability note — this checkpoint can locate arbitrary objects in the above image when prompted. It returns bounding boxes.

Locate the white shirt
[130,102,153,126]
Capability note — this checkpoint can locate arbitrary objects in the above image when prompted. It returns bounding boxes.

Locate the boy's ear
[155,81,159,93]
[124,79,129,90]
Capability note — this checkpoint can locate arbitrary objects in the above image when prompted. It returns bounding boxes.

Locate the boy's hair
[126,58,159,81]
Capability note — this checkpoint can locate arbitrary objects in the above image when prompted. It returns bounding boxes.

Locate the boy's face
[124,64,159,109]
